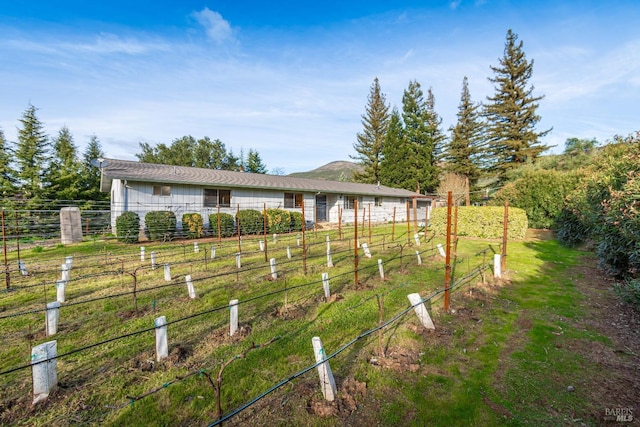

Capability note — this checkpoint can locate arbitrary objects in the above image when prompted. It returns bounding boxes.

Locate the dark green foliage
[137,135,260,172]
[145,211,177,241]
[614,278,640,310]
[445,77,485,191]
[557,133,640,278]
[290,211,303,232]
[379,108,405,188]
[115,211,140,243]
[181,213,204,239]
[209,212,235,237]
[0,128,16,196]
[236,209,263,235]
[45,126,83,200]
[244,149,267,174]
[484,30,551,182]
[266,208,292,233]
[429,206,528,240]
[491,169,582,229]
[80,135,108,203]
[14,103,50,203]
[352,77,389,184]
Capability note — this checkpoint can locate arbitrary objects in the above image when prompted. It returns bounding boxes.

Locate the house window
[204,189,231,207]
[375,197,382,207]
[284,192,303,208]
[344,195,362,210]
[153,185,171,196]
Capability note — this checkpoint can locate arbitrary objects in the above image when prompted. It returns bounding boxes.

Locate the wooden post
[263,203,268,263]
[502,200,508,272]
[412,197,418,237]
[354,199,359,287]
[444,191,452,312]
[391,206,396,241]
[301,200,307,274]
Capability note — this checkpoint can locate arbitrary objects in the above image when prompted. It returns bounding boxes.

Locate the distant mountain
[288,161,363,181]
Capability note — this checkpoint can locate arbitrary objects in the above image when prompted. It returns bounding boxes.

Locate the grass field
[0,227,635,426]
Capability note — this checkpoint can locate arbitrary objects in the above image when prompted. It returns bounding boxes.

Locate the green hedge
[429,206,528,240]
[236,209,264,235]
[115,211,140,243]
[209,212,235,238]
[182,213,204,239]
[145,211,177,241]
[266,208,292,234]
[290,211,303,232]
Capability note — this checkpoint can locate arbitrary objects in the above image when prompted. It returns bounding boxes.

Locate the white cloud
[193,7,234,44]
[449,0,462,10]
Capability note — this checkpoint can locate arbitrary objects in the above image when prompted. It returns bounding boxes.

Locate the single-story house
[100,158,430,233]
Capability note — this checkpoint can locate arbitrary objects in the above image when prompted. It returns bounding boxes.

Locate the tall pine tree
[425,87,447,165]
[484,29,551,182]
[351,77,390,184]
[45,126,83,200]
[14,103,50,203]
[80,135,107,202]
[0,128,16,197]
[379,108,405,188]
[446,77,485,192]
[245,148,267,173]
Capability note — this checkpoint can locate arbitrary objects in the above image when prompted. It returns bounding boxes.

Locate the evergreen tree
[484,29,551,182]
[351,77,390,184]
[379,108,405,188]
[0,128,16,197]
[14,103,50,201]
[400,80,439,193]
[45,126,83,200]
[80,135,107,202]
[245,149,267,173]
[446,77,485,192]
[425,87,447,164]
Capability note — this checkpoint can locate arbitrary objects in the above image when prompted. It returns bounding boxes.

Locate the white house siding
[110,180,421,235]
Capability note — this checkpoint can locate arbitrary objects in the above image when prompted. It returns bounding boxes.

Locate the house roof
[100,158,425,198]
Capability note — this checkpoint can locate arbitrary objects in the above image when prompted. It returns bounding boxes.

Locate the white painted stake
[416,250,422,265]
[164,264,171,282]
[312,337,337,401]
[185,275,196,299]
[45,302,60,336]
[194,242,199,253]
[494,254,502,278]
[154,316,168,362]
[414,233,421,246]
[61,263,70,282]
[259,240,265,252]
[18,260,28,276]
[236,253,241,269]
[65,256,73,269]
[270,258,277,279]
[140,246,145,261]
[327,254,333,268]
[378,259,385,280]
[56,280,65,303]
[31,340,57,404]
[211,246,216,259]
[229,299,239,336]
[296,234,301,247]
[437,243,446,257]
[322,273,330,299]
[407,293,435,330]
[362,243,371,258]
[151,252,157,270]
[273,233,277,243]
[286,246,291,259]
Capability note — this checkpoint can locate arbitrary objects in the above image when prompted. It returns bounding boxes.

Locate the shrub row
[429,206,528,240]
[115,209,304,242]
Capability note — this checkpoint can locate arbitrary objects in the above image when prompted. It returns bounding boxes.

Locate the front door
[315,195,327,222]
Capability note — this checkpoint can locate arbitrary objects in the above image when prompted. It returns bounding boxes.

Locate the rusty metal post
[502,200,509,272]
[301,199,307,274]
[391,207,396,241]
[444,191,452,312]
[263,203,268,263]
[406,201,411,245]
[354,199,359,287]
[2,210,9,290]
[412,197,418,236]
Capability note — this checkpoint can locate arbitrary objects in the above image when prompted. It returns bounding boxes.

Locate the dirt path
[567,258,640,423]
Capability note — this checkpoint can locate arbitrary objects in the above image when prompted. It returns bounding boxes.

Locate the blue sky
[1,1,638,174]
